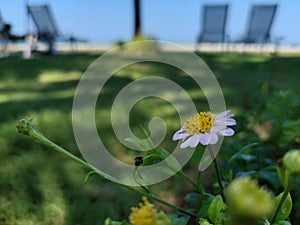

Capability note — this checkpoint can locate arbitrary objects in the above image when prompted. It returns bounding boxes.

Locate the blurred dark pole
[134,0,141,37]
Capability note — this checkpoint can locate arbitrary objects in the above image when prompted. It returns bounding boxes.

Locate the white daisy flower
[173,110,236,148]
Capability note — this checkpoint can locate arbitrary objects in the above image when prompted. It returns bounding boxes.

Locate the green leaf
[184,192,200,206]
[104,218,130,225]
[269,193,292,222]
[237,154,256,162]
[125,126,156,151]
[258,170,281,191]
[83,171,97,184]
[140,125,156,148]
[142,154,163,165]
[139,153,181,176]
[198,218,213,225]
[274,220,292,225]
[170,215,190,225]
[126,126,182,172]
[277,165,289,189]
[257,219,270,225]
[125,136,147,150]
[197,195,214,219]
[153,146,171,159]
[227,143,258,165]
[215,212,228,225]
[207,195,226,224]
[152,146,182,173]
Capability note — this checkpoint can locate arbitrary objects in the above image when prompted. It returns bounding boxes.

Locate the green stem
[30,128,115,181]
[32,129,88,167]
[125,185,196,217]
[208,148,225,200]
[197,171,205,195]
[270,177,294,224]
[213,158,225,200]
[28,125,196,218]
[177,170,200,191]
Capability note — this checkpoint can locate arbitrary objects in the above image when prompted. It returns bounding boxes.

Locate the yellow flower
[129,197,156,225]
[129,197,171,225]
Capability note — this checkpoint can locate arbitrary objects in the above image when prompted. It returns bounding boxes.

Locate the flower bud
[283,149,300,176]
[16,117,34,136]
[225,177,274,224]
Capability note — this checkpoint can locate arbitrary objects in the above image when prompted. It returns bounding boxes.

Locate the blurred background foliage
[1,52,300,224]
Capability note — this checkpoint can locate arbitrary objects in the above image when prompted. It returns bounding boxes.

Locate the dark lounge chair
[0,16,10,56]
[198,4,229,43]
[0,12,24,57]
[241,4,278,43]
[27,4,60,54]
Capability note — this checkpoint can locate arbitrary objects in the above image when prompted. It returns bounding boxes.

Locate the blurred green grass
[1,52,300,224]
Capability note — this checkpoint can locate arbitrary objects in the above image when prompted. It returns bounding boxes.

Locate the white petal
[219,128,234,136]
[199,133,211,145]
[215,110,231,119]
[173,132,189,141]
[178,133,190,141]
[210,125,225,133]
[209,133,218,144]
[172,128,184,140]
[214,120,227,126]
[227,113,235,118]
[214,118,236,126]
[180,135,200,148]
[225,118,236,126]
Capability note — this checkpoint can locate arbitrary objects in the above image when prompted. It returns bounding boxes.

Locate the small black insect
[134,156,144,166]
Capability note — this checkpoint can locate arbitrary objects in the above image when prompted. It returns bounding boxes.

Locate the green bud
[225,177,274,224]
[283,149,300,176]
[16,117,35,136]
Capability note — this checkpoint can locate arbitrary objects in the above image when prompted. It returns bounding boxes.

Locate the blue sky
[1,0,300,44]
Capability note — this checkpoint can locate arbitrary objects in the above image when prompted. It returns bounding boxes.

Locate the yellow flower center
[129,197,156,225]
[184,111,214,135]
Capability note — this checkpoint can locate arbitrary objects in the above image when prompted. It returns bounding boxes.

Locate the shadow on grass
[0,54,96,80]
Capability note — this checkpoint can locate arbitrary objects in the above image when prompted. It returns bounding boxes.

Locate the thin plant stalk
[270,177,295,224]
[126,185,195,217]
[177,170,200,192]
[197,171,205,195]
[208,148,225,200]
[17,117,196,218]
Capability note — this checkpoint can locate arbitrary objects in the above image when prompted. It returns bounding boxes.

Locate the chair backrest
[244,4,277,43]
[198,4,228,43]
[0,12,6,31]
[27,4,58,39]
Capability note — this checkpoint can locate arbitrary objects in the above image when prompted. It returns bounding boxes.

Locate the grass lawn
[1,52,300,224]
